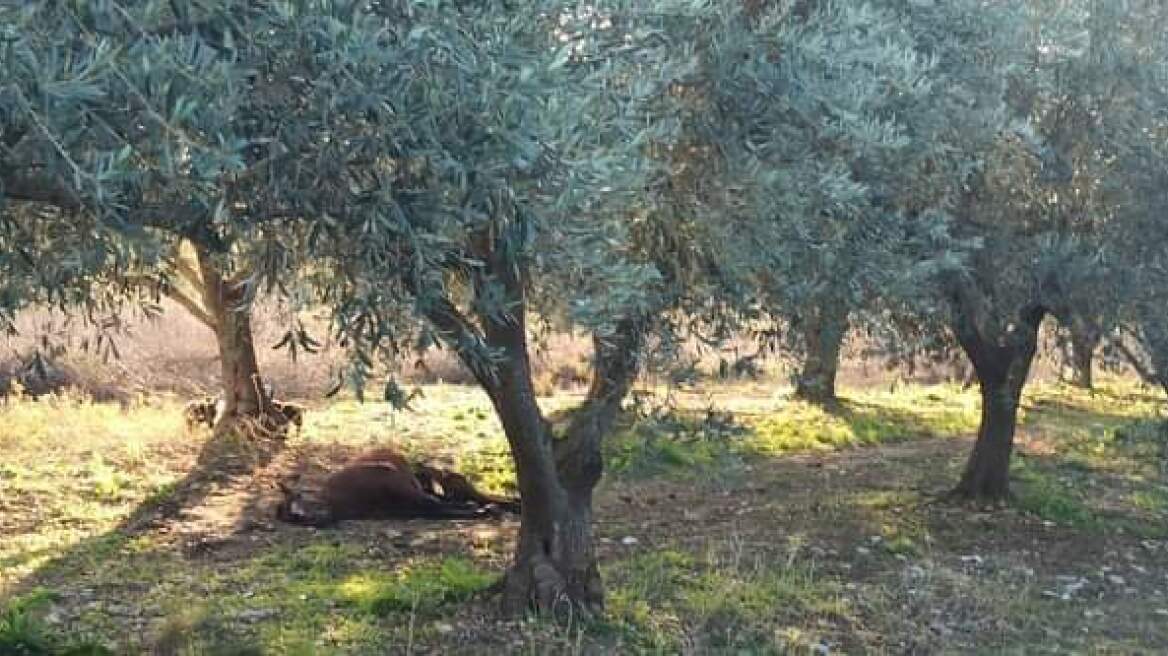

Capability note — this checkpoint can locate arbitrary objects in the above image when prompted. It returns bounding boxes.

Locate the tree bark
[191,243,268,427]
[794,304,847,405]
[948,284,1044,503]
[429,258,642,614]
[956,375,1025,501]
[1064,319,1100,390]
[482,312,643,616]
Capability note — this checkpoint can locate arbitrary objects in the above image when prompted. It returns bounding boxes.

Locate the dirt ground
[2,381,1166,654]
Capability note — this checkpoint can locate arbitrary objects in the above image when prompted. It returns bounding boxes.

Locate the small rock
[621,536,638,546]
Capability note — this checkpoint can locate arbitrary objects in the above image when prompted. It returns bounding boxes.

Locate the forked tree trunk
[481,311,641,615]
[794,304,847,405]
[191,244,267,426]
[950,295,1044,503]
[430,259,642,614]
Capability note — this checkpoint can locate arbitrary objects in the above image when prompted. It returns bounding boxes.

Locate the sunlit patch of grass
[605,425,729,477]
[83,455,134,503]
[606,383,981,477]
[55,542,492,652]
[0,389,182,451]
[842,490,931,558]
[0,393,191,591]
[295,389,524,496]
[604,548,850,652]
[340,557,495,615]
[769,384,982,448]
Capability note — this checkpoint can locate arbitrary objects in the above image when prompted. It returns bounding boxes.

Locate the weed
[0,590,112,655]
[1012,460,1095,527]
[364,558,495,615]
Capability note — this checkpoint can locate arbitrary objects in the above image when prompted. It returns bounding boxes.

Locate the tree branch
[166,285,217,331]
[555,316,645,491]
[0,168,299,232]
[173,254,203,290]
[418,294,501,399]
[1111,327,1165,389]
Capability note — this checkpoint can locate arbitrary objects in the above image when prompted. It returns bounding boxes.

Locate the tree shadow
[3,425,514,653]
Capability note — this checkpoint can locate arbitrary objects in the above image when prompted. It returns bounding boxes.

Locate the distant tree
[0,1,357,426]
[642,0,940,406]
[916,0,1168,500]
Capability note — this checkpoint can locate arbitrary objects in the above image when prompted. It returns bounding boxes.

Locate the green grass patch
[606,384,981,478]
[605,426,728,477]
[1012,459,1096,527]
[0,589,113,655]
[603,549,848,652]
[342,557,495,616]
[1129,487,1168,514]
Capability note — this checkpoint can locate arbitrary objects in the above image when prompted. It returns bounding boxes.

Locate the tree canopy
[2,0,1167,612]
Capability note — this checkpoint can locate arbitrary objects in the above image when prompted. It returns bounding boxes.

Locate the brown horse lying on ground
[276,447,521,526]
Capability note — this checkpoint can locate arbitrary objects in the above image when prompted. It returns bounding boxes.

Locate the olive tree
[0,0,339,425]
[904,0,1168,501]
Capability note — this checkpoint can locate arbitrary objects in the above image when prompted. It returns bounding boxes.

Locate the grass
[2,377,1167,653]
[0,589,113,655]
[604,549,850,652]
[604,382,982,478]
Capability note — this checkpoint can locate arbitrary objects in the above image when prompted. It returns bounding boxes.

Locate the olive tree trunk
[1064,318,1101,390]
[487,314,642,615]
[949,286,1045,502]
[794,303,847,405]
[189,244,268,426]
[426,266,642,615]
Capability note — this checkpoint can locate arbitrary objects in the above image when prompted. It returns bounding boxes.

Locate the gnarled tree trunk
[427,260,642,614]
[484,312,642,615]
[949,285,1044,503]
[794,303,847,405]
